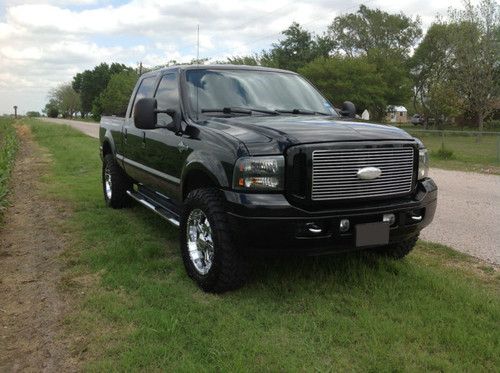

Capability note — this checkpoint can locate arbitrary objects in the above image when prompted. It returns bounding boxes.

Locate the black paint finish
[99,64,437,253]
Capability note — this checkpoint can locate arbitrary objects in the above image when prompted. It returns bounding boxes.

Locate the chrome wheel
[186,208,214,275]
[104,166,112,200]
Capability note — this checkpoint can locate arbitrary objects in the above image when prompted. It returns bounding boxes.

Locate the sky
[0,0,465,115]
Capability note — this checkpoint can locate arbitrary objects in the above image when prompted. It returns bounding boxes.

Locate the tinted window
[130,76,156,118]
[155,73,179,126]
[185,69,337,117]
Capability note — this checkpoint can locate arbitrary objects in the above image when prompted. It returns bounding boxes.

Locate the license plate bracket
[355,222,390,247]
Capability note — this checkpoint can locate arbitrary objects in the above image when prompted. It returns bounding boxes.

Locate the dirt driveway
[35,118,500,264]
[38,117,99,138]
[0,126,78,372]
[421,169,499,264]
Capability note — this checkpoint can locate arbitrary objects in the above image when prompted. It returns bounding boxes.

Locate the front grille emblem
[357,167,382,180]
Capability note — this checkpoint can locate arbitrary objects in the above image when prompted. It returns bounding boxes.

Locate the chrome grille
[312,147,415,201]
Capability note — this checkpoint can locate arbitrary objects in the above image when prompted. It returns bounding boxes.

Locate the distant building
[386,105,407,123]
[361,109,370,120]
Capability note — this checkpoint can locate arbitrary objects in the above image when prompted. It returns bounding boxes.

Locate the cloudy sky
[0,0,465,115]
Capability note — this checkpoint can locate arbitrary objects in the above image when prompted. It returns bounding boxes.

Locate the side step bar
[126,190,180,227]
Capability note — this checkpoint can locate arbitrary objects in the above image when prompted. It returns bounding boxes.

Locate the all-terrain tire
[102,154,132,209]
[180,188,249,293]
[374,235,418,259]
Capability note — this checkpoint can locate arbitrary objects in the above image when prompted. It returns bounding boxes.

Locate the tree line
[44,1,499,129]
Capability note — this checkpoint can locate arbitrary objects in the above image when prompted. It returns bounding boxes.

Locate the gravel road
[421,169,499,264]
[37,118,499,264]
[39,117,99,138]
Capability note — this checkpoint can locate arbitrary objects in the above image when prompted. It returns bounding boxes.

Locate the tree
[26,111,41,117]
[72,63,132,117]
[299,56,388,117]
[226,55,260,66]
[448,0,500,130]
[43,99,59,118]
[366,49,414,115]
[328,5,422,58]
[48,83,80,118]
[260,22,332,71]
[99,70,139,116]
[412,0,499,130]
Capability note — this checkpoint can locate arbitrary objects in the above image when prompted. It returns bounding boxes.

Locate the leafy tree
[299,56,387,117]
[48,83,80,118]
[412,0,499,130]
[99,70,139,116]
[366,49,413,114]
[72,63,132,117]
[448,0,500,130]
[226,55,260,66]
[426,83,461,126]
[26,111,41,117]
[43,99,59,118]
[260,22,332,71]
[328,5,422,58]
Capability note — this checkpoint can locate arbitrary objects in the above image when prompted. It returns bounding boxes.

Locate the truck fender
[181,151,230,199]
[100,129,116,159]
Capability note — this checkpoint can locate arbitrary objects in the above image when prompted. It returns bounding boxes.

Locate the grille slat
[311,147,415,201]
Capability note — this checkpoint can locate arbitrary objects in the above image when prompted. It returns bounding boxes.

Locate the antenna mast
[196,24,200,65]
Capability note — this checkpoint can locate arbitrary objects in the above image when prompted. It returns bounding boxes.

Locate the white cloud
[0,0,466,114]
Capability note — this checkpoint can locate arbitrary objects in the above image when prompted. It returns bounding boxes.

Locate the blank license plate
[355,222,390,247]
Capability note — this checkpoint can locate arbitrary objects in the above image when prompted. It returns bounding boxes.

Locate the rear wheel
[373,235,418,259]
[102,154,132,209]
[180,188,248,293]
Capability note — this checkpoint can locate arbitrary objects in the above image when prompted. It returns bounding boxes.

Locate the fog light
[339,219,350,233]
[383,213,396,226]
[306,222,322,234]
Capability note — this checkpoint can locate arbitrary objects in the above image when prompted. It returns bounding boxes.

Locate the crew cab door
[142,72,188,201]
[122,75,157,183]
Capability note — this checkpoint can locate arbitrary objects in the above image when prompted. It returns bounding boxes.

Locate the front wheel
[373,235,418,259]
[180,188,248,293]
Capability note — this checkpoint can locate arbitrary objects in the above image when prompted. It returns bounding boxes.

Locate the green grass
[26,119,500,371]
[401,128,500,174]
[0,118,18,221]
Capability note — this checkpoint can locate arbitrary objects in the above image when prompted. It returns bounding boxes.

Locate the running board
[126,190,180,227]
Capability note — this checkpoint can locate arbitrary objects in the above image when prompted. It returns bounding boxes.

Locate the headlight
[233,156,285,191]
[418,148,429,180]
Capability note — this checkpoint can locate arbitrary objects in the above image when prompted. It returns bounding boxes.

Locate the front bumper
[223,178,437,255]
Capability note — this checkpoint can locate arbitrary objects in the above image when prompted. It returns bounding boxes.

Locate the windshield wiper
[201,107,252,115]
[276,109,330,116]
[201,107,279,116]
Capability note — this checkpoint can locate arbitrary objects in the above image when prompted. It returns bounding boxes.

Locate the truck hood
[206,115,414,155]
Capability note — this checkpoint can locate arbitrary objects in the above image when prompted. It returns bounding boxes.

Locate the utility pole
[139,62,143,75]
[13,105,17,119]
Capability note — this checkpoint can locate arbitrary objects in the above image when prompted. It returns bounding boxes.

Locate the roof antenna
[196,24,200,120]
[196,24,200,65]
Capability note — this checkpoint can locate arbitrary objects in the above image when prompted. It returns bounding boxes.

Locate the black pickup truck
[100,65,437,292]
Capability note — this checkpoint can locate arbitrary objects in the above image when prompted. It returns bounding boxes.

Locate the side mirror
[134,97,182,133]
[340,101,356,118]
[158,109,182,134]
[134,98,157,129]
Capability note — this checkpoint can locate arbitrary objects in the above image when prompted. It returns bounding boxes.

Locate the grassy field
[0,118,18,221]
[25,119,499,371]
[399,127,500,174]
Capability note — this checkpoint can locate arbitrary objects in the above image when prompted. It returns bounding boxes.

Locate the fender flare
[181,150,230,199]
[101,129,116,159]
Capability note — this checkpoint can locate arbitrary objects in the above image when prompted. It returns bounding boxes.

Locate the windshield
[185,69,338,117]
